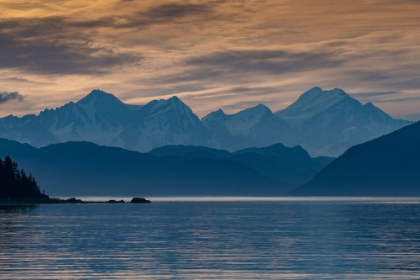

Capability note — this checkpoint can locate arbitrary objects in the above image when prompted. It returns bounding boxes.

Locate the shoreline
[0,197,151,205]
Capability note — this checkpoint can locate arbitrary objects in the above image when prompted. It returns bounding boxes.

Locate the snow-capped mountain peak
[224,104,273,136]
[273,87,412,156]
[149,96,193,116]
[77,89,123,105]
[232,104,272,119]
[201,109,228,123]
[275,87,355,126]
[0,87,412,157]
[298,87,347,101]
[110,95,210,152]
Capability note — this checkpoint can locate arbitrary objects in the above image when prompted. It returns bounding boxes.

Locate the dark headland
[0,155,151,205]
[0,197,151,205]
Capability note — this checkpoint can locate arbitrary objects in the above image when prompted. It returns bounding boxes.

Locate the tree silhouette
[0,156,48,199]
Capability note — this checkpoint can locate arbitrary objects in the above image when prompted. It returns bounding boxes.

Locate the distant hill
[0,139,302,196]
[150,143,334,185]
[0,87,411,157]
[149,145,231,159]
[288,121,420,196]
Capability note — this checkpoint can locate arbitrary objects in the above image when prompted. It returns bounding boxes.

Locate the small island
[131,197,151,203]
[0,156,150,205]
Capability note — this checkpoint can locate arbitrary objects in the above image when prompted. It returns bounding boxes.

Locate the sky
[0,0,419,119]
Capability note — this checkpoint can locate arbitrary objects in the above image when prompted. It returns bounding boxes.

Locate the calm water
[1,198,420,279]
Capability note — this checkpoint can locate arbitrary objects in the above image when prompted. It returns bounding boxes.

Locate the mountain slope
[288,121,420,196]
[0,87,412,157]
[275,87,410,156]
[0,139,292,196]
[0,91,211,153]
[112,96,211,152]
[202,104,293,151]
[149,143,334,186]
[276,87,348,126]
[232,144,334,185]
[149,145,231,159]
[0,90,138,147]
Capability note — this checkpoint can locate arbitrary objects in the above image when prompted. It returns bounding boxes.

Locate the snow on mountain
[276,87,348,126]
[111,96,211,152]
[48,90,139,145]
[275,87,412,156]
[0,91,212,152]
[224,104,272,136]
[0,87,412,157]
[202,104,292,150]
[201,109,235,148]
[0,113,56,147]
[0,90,143,147]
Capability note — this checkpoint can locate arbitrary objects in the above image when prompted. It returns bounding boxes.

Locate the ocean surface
[1,197,420,279]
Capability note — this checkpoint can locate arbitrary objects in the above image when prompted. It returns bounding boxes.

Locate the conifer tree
[0,156,48,199]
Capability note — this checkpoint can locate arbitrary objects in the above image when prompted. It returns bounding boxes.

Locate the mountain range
[0,139,332,196]
[0,87,411,157]
[288,121,420,196]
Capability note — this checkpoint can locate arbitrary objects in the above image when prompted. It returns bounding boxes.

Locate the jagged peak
[362,101,395,119]
[364,102,375,108]
[149,96,195,116]
[165,96,189,108]
[202,109,228,122]
[2,114,18,119]
[160,96,189,107]
[152,96,185,105]
[206,108,226,117]
[77,89,123,105]
[238,103,272,115]
[214,108,225,114]
[297,87,347,102]
[167,96,181,102]
[254,103,271,110]
[307,86,323,93]
[274,87,358,126]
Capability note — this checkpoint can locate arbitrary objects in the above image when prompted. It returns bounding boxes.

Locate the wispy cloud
[350,91,396,98]
[0,0,419,119]
[141,3,212,21]
[0,16,140,75]
[179,49,344,79]
[0,91,25,104]
[377,96,420,103]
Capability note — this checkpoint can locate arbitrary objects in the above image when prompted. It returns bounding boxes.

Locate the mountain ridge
[0,138,304,196]
[0,87,412,157]
[274,87,411,156]
[288,121,420,196]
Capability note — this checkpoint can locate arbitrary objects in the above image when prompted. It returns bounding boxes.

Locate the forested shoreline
[0,156,49,199]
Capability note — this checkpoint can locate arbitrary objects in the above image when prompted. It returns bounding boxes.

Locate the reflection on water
[1,199,420,279]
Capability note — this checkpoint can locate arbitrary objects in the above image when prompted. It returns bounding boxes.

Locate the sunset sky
[0,0,419,119]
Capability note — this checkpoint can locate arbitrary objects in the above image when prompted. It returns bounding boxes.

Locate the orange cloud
[0,0,419,119]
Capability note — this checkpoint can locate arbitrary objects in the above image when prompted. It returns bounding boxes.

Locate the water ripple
[1,200,420,279]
